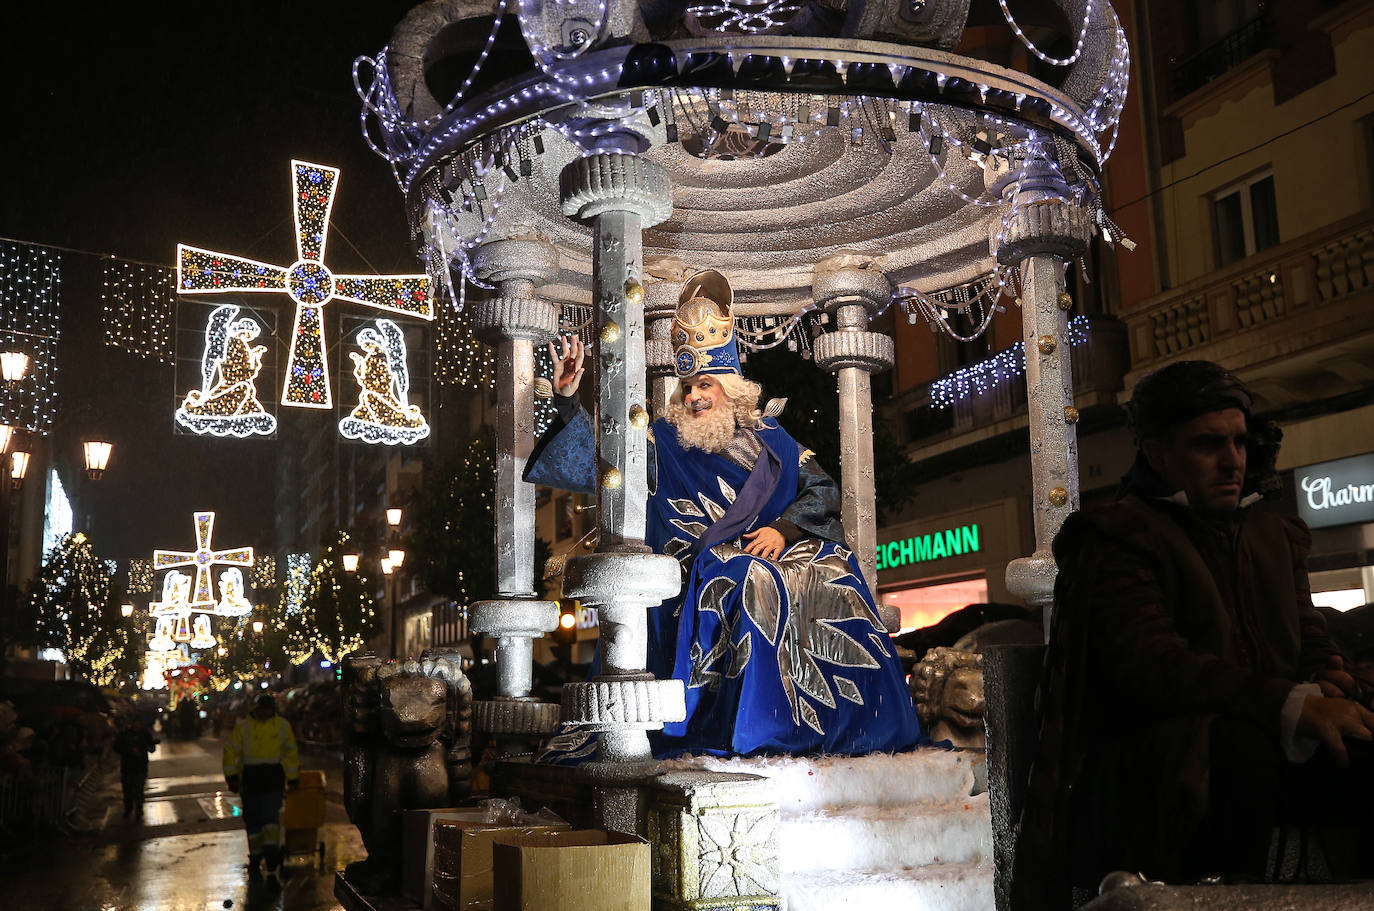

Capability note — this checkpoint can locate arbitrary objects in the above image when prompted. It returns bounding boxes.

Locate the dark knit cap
[1127,360,1253,443]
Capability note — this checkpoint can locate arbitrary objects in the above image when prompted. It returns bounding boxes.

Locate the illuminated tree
[288,531,377,663]
[23,533,113,680]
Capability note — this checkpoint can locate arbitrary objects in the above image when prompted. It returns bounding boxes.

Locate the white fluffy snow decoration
[663,749,995,911]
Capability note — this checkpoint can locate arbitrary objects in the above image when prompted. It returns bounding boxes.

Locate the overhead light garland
[252,555,277,590]
[176,160,434,410]
[0,242,62,435]
[284,553,311,616]
[128,558,154,594]
[929,314,1090,408]
[153,512,254,609]
[175,303,277,437]
[102,259,176,363]
[339,318,430,445]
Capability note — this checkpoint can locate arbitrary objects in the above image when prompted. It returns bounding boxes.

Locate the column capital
[471,236,561,343]
[812,330,895,374]
[560,153,673,226]
[812,255,894,315]
[993,199,1092,265]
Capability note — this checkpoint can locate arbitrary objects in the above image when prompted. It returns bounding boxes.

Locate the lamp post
[381,556,396,658]
[0,424,14,630]
[342,553,360,573]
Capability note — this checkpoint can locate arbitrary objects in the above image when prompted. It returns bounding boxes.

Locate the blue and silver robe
[526,400,921,757]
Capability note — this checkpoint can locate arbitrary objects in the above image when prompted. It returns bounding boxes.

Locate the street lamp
[380,557,393,575]
[386,508,403,528]
[121,603,134,618]
[0,352,28,383]
[252,619,264,634]
[388,548,405,568]
[82,440,113,480]
[10,451,28,490]
[342,553,360,573]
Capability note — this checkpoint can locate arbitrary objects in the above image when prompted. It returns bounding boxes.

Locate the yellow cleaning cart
[281,769,327,863]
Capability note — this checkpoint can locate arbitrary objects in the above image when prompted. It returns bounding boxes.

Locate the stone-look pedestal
[559,153,686,833]
[811,259,899,632]
[647,771,782,911]
[469,237,564,740]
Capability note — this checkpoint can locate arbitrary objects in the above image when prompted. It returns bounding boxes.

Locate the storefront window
[882,576,988,633]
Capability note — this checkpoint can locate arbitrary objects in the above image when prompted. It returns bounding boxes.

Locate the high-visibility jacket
[223,714,299,789]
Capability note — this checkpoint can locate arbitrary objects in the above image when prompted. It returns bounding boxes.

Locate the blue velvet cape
[527,405,921,757]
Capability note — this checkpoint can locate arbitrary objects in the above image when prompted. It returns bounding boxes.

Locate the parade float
[337,1,1131,908]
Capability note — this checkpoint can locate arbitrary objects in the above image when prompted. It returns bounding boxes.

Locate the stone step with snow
[778,795,992,874]
[666,748,982,811]
[783,861,995,911]
[660,749,993,911]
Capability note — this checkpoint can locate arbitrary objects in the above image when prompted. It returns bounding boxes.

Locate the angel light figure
[216,567,253,617]
[338,319,429,445]
[176,304,277,437]
[189,614,218,649]
[151,570,193,618]
[149,616,176,652]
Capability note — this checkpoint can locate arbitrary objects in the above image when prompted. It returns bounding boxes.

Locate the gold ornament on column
[1063,405,1080,424]
[1048,486,1069,507]
[1057,292,1074,311]
[628,405,649,429]
[1037,334,1057,355]
[623,279,645,304]
[600,321,621,343]
[601,467,623,490]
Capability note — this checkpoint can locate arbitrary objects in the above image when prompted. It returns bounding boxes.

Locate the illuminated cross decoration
[177,159,434,409]
[153,512,254,609]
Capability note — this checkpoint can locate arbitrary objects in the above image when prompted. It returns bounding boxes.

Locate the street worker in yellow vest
[223,693,300,878]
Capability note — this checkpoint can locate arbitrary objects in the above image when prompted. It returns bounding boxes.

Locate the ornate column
[558,153,686,831]
[811,257,899,632]
[468,236,562,739]
[994,166,1092,634]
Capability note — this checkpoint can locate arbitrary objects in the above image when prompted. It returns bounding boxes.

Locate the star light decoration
[153,512,254,609]
[176,160,434,409]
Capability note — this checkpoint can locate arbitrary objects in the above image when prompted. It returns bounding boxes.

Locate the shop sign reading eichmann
[876,524,981,571]
[1296,453,1374,529]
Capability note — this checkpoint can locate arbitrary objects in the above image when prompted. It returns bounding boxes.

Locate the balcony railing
[1174,16,1272,99]
[892,315,1130,453]
[1125,209,1374,386]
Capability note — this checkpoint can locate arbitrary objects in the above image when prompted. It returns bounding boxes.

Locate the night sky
[3,2,425,568]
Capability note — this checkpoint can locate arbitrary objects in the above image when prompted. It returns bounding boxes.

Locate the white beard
[666,400,737,453]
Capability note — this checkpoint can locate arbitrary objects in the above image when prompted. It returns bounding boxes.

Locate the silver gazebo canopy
[355,0,1131,808]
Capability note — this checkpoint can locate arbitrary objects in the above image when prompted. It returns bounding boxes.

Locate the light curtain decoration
[0,242,62,434]
[102,259,176,363]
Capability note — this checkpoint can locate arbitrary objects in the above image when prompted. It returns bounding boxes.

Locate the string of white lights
[929,313,1090,407]
[0,241,62,434]
[999,0,1097,67]
[102,259,176,363]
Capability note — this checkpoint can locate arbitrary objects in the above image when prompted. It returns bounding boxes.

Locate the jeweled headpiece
[672,270,740,378]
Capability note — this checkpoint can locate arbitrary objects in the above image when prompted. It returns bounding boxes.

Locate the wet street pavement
[2,735,363,911]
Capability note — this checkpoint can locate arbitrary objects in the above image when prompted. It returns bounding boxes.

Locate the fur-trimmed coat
[1014,490,1339,905]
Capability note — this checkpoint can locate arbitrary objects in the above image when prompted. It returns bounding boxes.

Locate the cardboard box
[491,830,651,911]
[429,817,572,911]
[402,808,491,905]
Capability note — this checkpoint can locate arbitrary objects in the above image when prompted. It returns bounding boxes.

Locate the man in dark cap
[1015,360,1374,904]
